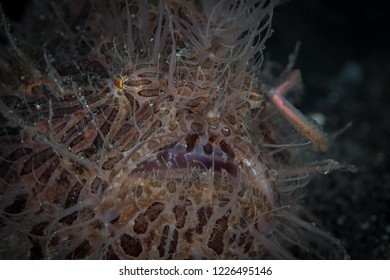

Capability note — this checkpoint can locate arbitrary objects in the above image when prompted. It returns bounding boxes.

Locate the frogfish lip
[131,137,238,177]
[129,133,276,211]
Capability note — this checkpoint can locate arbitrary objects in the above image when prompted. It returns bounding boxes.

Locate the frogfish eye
[113,74,124,90]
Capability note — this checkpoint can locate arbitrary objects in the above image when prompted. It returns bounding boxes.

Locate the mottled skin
[0,0,345,259]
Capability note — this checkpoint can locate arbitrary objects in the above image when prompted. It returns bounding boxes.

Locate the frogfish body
[0,0,345,259]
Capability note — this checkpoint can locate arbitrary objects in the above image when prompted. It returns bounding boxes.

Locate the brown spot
[138,89,160,97]
[130,152,141,162]
[21,149,54,175]
[127,78,151,87]
[226,114,237,125]
[35,157,60,190]
[229,233,237,245]
[203,143,213,154]
[185,134,198,152]
[85,61,108,78]
[120,234,142,257]
[91,177,108,194]
[30,222,49,237]
[116,204,141,228]
[219,140,235,159]
[190,122,204,133]
[134,185,143,198]
[145,202,164,221]
[64,182,83,208]
[122,131,139,151]
[29,239,44,259]
[0,148,31,177]
[244,236,253,253]
[5,147,32,161]
[218,196,230,207]
[195,206,213,234]
[114,123,133,142]
[55,171,72,189]
[105,246,120,260]
[66,240,92,259]
[140,120,162,141]
[136,104,153,128]
[179,122,187,132]
[167,181,176,193]
[174,204,188,229]
[184,228,193,243]
[158,226,178,259]
[53,122,67,134]
[169,229,179,258]
[221,127,231,137]
[150,181,161,189]
[4,194,28,214]
[146,140,160,151]
[102,156,122,170]
[69,133,84,148]
[237,183,247,198]
[237,101,250,119]
[207,213,229,255]
[186,97,204,108]
[238,232,247,246]
[158,225,169,258]
[60,182,84,224]
[133,202,164,234]
[29,223,49,259]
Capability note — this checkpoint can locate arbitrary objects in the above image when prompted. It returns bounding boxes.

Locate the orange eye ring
[113,74,124,90]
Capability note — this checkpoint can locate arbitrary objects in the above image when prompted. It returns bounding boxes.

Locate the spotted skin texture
[0,0,346,259]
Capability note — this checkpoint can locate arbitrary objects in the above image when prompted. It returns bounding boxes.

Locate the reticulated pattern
[0,0,346,259]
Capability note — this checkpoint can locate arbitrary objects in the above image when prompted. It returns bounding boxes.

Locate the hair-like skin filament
[0,0,348,260]
[265,70,329,152]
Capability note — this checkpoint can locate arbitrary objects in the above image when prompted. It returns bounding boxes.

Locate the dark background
[268,0,390,259]
[1,0,389,259]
